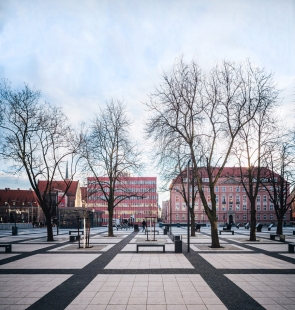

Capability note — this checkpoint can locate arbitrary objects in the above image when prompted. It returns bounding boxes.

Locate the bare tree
[0,80,80,241]
[145,58,279,248]
[80,100,144,237]
[262,138,295,234]
[233,97,279,241]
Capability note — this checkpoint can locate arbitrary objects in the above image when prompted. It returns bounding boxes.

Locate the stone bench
[288,243,295,253]
[0,244,12,253]
[270,234,285,242]
[136,242,165,253]
[69,230,84,235]
[69,235,81,242]
[219,230,234,235]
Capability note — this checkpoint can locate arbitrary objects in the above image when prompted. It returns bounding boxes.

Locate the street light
[5,202,10,223]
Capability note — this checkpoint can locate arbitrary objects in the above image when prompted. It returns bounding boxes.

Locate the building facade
[87,176,158,225]
[0,188,42,223]
[167,167,291,225]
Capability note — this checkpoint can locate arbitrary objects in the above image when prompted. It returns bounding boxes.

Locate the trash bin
[12,226,18,236]
[164,228,167,235]
[174,235,181,241]
[134,224,139,232]
[166,225,169,232]
[175,240,182,253]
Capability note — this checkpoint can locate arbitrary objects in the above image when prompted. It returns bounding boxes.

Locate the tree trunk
[249,203,256,241]
[45,214,54,242]
[210,219,220,248]
[276,216,283,235]
[108,210,115,237]
[190,210,195,236]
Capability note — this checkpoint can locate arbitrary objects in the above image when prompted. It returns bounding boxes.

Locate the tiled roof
[0,188,39,207]
[37,180,79,196]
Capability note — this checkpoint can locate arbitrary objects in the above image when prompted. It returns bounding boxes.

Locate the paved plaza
[0,226,295,309]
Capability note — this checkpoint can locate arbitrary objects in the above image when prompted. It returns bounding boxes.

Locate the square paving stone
[65,274,225,309]
[246,243,289,252]
[199,253,295,269]
[104,254,194,269]
[0,244,54,253]
[0,274,71,308]
[0,254,100,269]
[225,274,295,309]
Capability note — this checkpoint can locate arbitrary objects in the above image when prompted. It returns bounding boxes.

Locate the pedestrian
[142,220,146,232]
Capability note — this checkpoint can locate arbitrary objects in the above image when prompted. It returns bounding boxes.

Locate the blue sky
[0,0,294,199]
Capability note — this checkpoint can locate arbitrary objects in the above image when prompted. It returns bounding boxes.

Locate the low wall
[0,223,33,229]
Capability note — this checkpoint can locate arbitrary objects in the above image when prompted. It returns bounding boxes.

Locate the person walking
[142,220,146,232]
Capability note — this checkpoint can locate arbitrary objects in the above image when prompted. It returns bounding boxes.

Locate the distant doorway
[229,215,233,224]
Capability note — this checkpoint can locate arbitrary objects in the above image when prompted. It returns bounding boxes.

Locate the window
[243,214,247,220]
[236,196,240,204]
[270,204,274,211]
[201,214,204,220]
[263,205,267,211]
[236,205,240,211]
[222,195,226,204]
[264,214,267,220]
[243,195,246,202]
[257,214,260,220]
[182,214,185,220]
[202,178,209,182]
[229,187,232,192]
[263,195,267,203]
[270,214,273,220]
[229,195,233,204]
[175,196,179,203]
[215,186,219,192]
[236,186,240,192]
[257,205,261,211]
[257,196,261,203]
[243,205,247,211]
[176,204,180,211]
[283,214,286,220]
[222,206,226,211]
[182,203,186,210]
[216,214,219,220]
[176,214,179,220]
[195,214,198,220]
[236,215,239,220]
[222,187,226,192]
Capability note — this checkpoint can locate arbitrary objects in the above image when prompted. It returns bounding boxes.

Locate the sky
[0,0,294,202]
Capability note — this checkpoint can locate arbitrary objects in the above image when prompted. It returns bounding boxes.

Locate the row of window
[173,213,286,221]
[88,180,156,185]
[178,185,277,193]
[89,195,157,201]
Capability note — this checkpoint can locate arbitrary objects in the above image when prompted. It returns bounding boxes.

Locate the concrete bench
[268,224,274,231]
[293,231,295,235]
[288,243,295,253]
[0,244,12,253]
[69,231,84,235]
[219,230,234,235]
[69,235,81,242]
[270,234,285,242]
[144,230,160,235]
[136,242,165,253]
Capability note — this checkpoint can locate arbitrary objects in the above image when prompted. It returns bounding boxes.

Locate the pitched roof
[37,180,79,196]
[0,188,39,207]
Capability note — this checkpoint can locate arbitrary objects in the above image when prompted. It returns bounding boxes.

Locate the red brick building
[166,167,290,225]
[0,188,41,223]
[87,176,158,225]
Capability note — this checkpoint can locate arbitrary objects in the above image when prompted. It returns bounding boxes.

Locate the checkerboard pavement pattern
[0,225,294,309]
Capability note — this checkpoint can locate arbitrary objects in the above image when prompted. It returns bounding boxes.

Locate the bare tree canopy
[0,80,80,241]
[145,58,279,247]
[233,88,279,241]
[80,99,144,237]
[262,137,295,234]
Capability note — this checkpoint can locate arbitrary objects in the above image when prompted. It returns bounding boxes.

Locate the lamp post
[5,202,10,223]
[187,158,191,253]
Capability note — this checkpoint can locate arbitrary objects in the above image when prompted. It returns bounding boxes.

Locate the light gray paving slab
[65,274,225,309]
[0,274,71,308]
[199,253,295,269]
[0,254,101,269]
[105,254,194,269]
[225,274,295,309]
